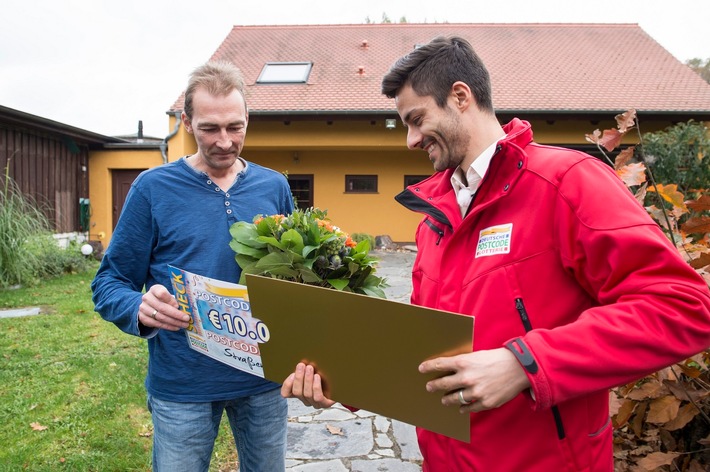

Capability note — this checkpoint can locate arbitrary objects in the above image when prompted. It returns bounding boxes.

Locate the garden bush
[642,120,710,194]
[0,173,90,287]
[586,111,710,471]
[351,232,376,248]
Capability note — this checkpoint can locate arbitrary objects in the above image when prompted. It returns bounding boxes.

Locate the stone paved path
[284,249,423,471]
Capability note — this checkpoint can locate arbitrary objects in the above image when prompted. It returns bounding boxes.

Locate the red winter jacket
[395,119,710,471]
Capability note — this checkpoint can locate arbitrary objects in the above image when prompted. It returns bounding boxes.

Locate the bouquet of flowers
[229,208,388,298]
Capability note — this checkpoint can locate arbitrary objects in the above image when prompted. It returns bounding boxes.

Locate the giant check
[168,265,474,442]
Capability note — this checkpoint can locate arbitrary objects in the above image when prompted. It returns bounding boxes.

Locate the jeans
[147,388,287,472]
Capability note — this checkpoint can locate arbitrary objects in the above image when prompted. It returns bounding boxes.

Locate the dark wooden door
[112,169,145,229]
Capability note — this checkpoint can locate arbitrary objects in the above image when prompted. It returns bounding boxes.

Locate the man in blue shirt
[92,61,294,471]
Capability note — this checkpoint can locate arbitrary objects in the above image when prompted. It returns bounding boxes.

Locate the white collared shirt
[451,139,501,217]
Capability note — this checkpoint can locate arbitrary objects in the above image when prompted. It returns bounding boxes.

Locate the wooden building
[0,105,125,233]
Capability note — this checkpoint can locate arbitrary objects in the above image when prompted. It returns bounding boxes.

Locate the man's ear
[451,81,472,110]
[181,111,193,134]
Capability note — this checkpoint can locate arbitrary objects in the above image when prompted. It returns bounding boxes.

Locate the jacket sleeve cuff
[505,337,553,411]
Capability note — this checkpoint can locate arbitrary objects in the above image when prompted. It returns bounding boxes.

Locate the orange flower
[345,236,356,248]
[316,219,334,232]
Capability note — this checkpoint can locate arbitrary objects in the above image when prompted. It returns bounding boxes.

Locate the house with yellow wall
[88,23,710,247]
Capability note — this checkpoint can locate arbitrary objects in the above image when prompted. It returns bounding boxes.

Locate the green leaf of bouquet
[266,266,300,278]
[236,260,262,284]
[235,254,260,270]
[361,285,387,299]
[308,221,321,244]
[230,222,266,248]
[255,217,276,236]
[297,268,322,283]
[327,266,348,279]
[355,238,371,253]
[280,229,305,253]
[257,236,287,251]
[255,251,292,269]
[346,261,360,277]
[327,277,349,290]
[229,240,268,258]
[302,245,319,258]
[348,265,371,289]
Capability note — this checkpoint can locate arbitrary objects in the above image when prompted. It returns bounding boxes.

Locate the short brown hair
[183,61,246,120]
[381,36,493,113]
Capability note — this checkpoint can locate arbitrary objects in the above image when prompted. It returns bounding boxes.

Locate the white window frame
[257,62,312,83]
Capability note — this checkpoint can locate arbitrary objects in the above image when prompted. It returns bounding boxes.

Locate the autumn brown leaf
[30,422,48,431]
[326,424,344,436]
[627,380,669,401]
[663,402,700,431]
[633,183,648,206]
[648,184,689,212]
[688,459,707,472]
[613,398,637,428]
[689,251,710,270]
[609,392,623,416]
[615,109,637,134]
[681,216,710,235]
[646,395,681,424]
[636,451,680,470]
[599,128,624,152]
[616,162,647,187]
[664,377,707,402]
[614,146,636,170]
[631,401,648,437]
[584,129,602,145]
[685,194,710,212]
[677,361,705,379]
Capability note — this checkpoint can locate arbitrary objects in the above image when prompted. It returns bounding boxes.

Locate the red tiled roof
[171,23,710,114]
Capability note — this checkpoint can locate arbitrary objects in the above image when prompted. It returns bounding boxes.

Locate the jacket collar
[397,118,532,211]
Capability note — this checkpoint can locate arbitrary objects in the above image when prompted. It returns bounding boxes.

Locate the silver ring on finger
[458,389,472,405]
[150,309,158,320]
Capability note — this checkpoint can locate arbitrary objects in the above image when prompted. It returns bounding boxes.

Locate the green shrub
[0,174,90,287]
[0,175,52,287]
[26,236,92,279]
[351,233,376,248]
[642,120,710,194]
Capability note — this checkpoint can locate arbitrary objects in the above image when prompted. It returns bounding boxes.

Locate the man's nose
[216,129,232,148]
[406,128,422,150]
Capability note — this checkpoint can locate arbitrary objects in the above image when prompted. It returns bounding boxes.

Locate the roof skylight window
[257,62,312,83]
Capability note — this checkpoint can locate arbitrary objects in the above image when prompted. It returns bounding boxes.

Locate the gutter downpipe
[160,111,182,164]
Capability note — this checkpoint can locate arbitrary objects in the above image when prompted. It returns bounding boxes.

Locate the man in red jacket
[283,36,710,471]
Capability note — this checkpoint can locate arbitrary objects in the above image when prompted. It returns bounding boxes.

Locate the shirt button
[503,184,510,191]
[225,201,230,206]
[215,187,220,192]
[225,193,230,197]
[226,209,232,214]
[206,180,212,185]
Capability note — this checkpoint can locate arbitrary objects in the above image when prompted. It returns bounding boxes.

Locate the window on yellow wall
[404,175,431,188]
[345,175,378,193]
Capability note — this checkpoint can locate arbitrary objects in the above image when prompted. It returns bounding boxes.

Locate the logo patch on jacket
[475,223,513,258]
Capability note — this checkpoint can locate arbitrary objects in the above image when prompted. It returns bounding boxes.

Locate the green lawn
[0,266,238,471]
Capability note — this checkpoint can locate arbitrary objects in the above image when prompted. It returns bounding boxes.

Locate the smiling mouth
[422,138,436,156]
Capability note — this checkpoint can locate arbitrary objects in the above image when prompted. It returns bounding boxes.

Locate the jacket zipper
[515,298,566,440]
[424,219,444,245]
